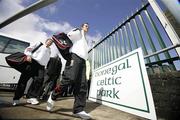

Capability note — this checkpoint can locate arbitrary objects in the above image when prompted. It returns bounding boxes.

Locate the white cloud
[40,20,73,33]
[0,0,103,72]
[87,32,102,48]
[0,0,102,46]
[0,0,24,22]
[0,0,72,44]
[0,13,48,43]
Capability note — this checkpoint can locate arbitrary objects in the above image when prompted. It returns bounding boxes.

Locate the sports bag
[5,52,28,72]
[52,32,73,61]
[5,42,43,72]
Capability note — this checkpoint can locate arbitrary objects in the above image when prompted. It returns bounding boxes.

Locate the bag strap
[31,42,43,53]
[72,28,80,31]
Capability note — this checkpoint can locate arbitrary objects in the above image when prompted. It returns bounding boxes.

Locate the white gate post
[148,0,180,57]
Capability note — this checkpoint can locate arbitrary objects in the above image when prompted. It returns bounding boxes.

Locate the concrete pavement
[0,91,147,120]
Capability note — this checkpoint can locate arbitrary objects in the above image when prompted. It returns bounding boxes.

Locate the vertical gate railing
[88,2,180,74]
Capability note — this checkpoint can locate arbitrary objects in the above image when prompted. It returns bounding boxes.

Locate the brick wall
[148,71,180,120]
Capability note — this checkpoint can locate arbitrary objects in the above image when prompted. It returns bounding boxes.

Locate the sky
[0,0,179,70]
[0,0,144,46]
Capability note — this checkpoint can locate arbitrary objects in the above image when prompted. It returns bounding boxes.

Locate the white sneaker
[27,98,39,105]
[74,111,91,120]
[46,92,54,111]
[12,100,20,106]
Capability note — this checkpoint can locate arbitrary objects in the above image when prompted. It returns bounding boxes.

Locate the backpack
[52,32,73,61]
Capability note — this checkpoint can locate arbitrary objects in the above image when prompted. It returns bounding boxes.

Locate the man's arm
[24,41,42,62]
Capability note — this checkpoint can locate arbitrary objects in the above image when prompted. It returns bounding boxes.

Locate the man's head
[45,38,53,47]
[81,23,89,33]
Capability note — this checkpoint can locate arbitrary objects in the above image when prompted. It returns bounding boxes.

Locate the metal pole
[92,41,95,72]
[0,0,57,29]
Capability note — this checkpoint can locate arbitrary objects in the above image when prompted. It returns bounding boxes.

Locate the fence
[88,2,180,74]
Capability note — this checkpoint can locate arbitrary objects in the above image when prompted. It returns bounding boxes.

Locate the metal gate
[88,1,180,74]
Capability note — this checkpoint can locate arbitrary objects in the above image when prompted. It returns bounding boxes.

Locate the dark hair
[81,23,89,27]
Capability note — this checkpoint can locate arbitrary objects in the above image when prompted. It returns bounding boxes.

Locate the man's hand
[26,55,32,62]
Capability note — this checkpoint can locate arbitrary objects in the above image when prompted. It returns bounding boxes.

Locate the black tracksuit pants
[13,59,44,100]
[51,53,88,114]
[40,57,62,97]
[27,66,45,98]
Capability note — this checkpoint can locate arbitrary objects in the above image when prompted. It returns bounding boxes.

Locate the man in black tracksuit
[46,23,91,119]
[13,39,53,106]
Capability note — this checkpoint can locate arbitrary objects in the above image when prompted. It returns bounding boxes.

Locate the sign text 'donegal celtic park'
[89,48,157,120]
[95,58,131,99]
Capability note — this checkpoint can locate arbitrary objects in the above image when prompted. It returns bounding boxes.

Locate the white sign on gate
[89,48,157,120]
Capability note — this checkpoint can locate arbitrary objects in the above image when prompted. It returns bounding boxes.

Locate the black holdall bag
[52,32,73,61]
[5,42,43,73]
[5,52,27,72]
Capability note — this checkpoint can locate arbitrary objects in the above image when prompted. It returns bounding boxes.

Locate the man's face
[82,24,89,33]
[46,39,53,47]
